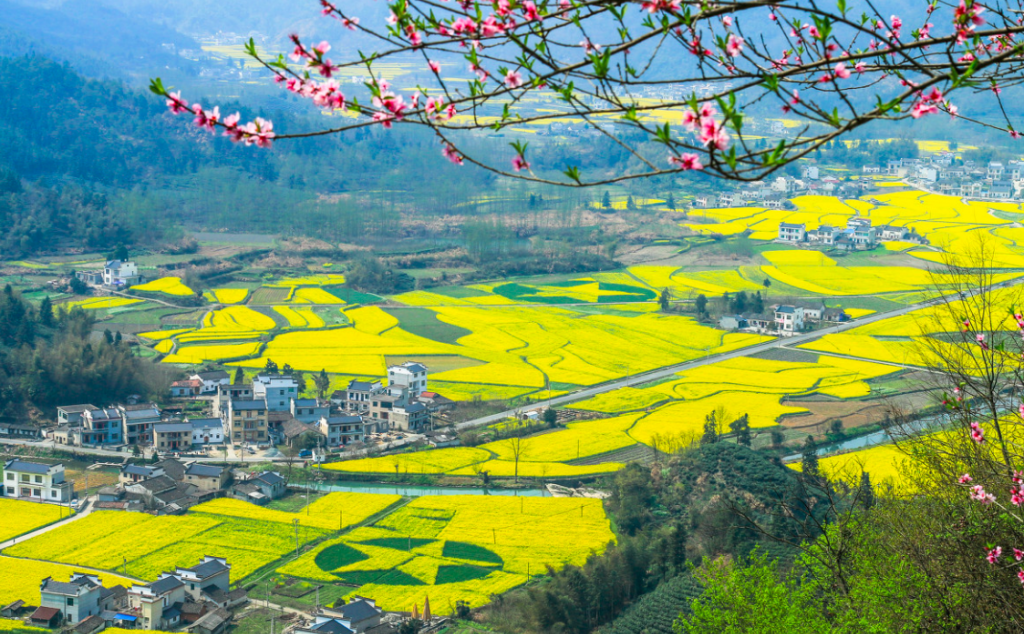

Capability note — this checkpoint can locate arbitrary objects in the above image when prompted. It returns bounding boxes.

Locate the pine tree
[801,435,820,476]
[315,368,331,400]
[858,471,875,509]
[700,411,719,445]
[729,414,752,446]
[626,195,637,210]
[666,193,676,210]
[602,191,611,208]
[695,294,708,318]
[114,331,122,345]
[39,296,53,327]
[265,358,279,374]
[233,367,244,384]
[659,288,671,311]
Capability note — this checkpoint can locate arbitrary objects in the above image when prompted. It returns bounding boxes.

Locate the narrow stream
[783,414,943,462]
[311,481,551,497]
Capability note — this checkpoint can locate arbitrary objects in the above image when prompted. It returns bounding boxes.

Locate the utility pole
[293,518,300,557]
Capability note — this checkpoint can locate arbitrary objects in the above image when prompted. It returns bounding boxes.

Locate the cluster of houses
[75,259,143,289]
[776,215,927,251]
[0,453,286,513]
[691,155,1024,216]
[890,157,1024,200]
[692,167,871,210]
[719,303,850,337]
[21,555,246,633]
[36,362,453,456]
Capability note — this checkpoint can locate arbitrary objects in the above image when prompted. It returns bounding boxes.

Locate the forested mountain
[0,0,197,80]
[481,444,824,633]
[0,286,170,420]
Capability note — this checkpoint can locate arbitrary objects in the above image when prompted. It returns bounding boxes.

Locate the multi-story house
[126,574,186,630]
[774,305,805,335]
[391,402,430,432]
[226,400,268,445]
[189,370,230,394]
[806,225,835,245]
[39,573,116,625]
[175,556,231,601]
[318,415,367,446]
[777,222,806,242]
[252,374,299,412]
[183,464,229,492]
[119,404,161,446]
[340,380,383,414]
[213,384,253,417]
[290,398,330,424]
[153,422,193,452]
[119,463,165,485]
[388,362,428,395]
[81,407,122,445]
[102,260,140,287]
[188,418,224,445]
[56,404,94,426]
[3,460,73,502]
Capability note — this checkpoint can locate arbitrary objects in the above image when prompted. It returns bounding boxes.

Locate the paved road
[0,497,99,552]
[453,289,975,431]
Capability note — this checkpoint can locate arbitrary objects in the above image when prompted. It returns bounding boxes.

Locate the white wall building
[102,260,139,287]
[3,459,73,502]
[774,305,805,335]
[252,375,299,412]
[388,362,428,394]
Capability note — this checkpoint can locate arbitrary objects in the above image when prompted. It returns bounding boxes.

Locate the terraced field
[0,491,613,613]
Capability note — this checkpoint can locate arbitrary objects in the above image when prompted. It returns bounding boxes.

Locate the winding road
[453,286,995,430]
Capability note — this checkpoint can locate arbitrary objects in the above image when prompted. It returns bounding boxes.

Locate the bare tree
[506,436,526,483]
[153,0,1024,185]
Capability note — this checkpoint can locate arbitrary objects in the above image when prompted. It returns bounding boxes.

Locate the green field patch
[383,307,473,344]
[250,288,290,305]
[435,564,494,585]
[491,281,654,304]
[386,355,482,374]
[161,308,208,326]
[337,569,426,586]
[430,286,490,299]
[441,541,504,565]
[359,538,436,551]
[323,285,382,304]
[315,542,370,571]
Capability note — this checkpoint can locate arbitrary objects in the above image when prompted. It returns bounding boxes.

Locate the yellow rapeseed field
[762,250,836,266]
[0,558,132,609]
[0,617,47,633]
[162,342,262,363]
[481,414,640,462]
[572,387,669,413]
[203,306,277,331]
[324,448,492,475]
[789,444,913,493]
[291,288,345,304]
[207,288,249,304]
[0,498,69,542]
[132,277,194,296]
[191,493,401,530]
[268,274,346,287]
[137,328,192,341]
[447,460,624,477]
[278,495,615,611]
[61,297,143,310]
